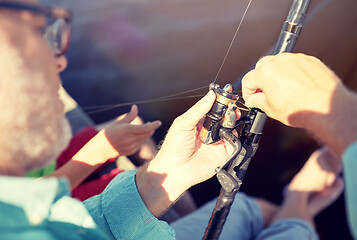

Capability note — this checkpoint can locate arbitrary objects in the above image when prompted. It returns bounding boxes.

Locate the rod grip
[202,190,235,240]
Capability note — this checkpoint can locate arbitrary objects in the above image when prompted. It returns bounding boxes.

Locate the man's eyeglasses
[0,2,71,57]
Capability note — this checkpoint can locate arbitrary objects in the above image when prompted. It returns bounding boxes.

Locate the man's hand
[241,53,357,155]
[136,91,240,217]
[242,53,344,127]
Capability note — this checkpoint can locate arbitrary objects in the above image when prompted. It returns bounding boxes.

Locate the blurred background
[54,0,356,238]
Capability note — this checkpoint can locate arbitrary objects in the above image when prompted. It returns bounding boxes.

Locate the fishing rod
[200,0,312,239]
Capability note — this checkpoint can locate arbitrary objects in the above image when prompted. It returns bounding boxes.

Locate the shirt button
[28,214,43,225]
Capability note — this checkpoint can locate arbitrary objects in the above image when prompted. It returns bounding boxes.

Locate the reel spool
[200,83,239,145]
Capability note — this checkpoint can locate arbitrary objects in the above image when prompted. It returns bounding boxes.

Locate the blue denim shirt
[343,140,357,239]
[84,170,175,240]
[0,176,108,240]
[0,170,175,240]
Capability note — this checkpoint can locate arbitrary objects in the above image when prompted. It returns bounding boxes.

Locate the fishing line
[82,94,205,116]
[66,84,240,119]
[66,0,256,119]
[82,85,210,111]
[67,93,250,120]
[212,0,253,84]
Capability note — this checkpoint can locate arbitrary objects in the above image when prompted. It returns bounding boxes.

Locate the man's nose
[56,55,68,73]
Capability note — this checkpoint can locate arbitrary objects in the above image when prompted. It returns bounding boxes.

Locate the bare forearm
[306,88,357,156]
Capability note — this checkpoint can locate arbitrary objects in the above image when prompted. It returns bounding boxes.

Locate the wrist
[147,157,189,199]
[136,161,187,217]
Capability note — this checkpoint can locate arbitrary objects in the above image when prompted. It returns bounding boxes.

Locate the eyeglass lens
[42,18,70,56]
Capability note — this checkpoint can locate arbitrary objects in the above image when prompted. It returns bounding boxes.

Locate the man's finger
[242,70,260,101]
[244,92,267,111]
[242,56,276,101]
[255,55,275,70]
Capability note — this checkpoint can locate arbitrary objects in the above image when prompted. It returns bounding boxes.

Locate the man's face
[0,0,71,175]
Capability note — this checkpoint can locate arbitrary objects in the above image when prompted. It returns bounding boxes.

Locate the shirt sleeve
[83,170,175,240]
[342,140,357,239]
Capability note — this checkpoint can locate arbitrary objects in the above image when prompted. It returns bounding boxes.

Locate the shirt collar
[0,176,69,226]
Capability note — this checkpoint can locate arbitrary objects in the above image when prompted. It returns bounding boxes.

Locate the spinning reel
[200,83,267,239]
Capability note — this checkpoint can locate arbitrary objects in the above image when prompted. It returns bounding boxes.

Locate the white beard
[0,30,73,174]
[24,117,72,171]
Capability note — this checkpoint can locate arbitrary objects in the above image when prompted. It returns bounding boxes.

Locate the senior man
[0,1,349,240]
[0,1,236,239]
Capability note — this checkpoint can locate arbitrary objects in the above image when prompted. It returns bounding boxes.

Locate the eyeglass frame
[0,1,72,57]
